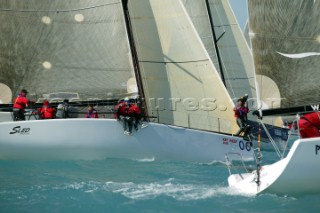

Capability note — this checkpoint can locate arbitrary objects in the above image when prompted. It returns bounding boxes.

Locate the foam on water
[0,178,256,202]
[132,157,155,162]
[197,160,228,166]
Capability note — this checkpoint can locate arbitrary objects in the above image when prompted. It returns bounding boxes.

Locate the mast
[204,0,227,87]
[121,0,149,119]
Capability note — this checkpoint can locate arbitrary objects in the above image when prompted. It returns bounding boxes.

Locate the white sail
[182,0,256,109]
[128,0,238,133]
[205,0,256,108]
[181,0,222,77]
[182,0,257,121]
[0,0,136,100]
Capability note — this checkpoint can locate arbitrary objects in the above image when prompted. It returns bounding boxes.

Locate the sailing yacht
[0,0,254,162]
[227,0,320,195]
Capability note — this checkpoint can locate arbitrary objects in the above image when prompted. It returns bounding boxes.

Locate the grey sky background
[229,0,248,31]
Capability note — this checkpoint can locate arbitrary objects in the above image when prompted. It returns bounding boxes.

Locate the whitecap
[103,179,253,201]
[132,157,155,162]
[197,160,227,166]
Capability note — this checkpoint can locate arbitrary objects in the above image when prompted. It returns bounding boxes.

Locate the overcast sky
[229,0,248,30]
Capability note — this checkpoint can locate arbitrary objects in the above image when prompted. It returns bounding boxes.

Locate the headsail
[248,0,320,114]
[205,0,256,108]
[127,0,237,133]
[182,0,256,120]
[0,0,136,102]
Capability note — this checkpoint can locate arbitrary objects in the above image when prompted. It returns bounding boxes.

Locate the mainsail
[248,0,320,113]
[0,0,136,102]
[127,0,238,133]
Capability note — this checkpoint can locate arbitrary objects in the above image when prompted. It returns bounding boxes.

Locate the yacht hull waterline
[228,137,320,196]
[0,119,253,162]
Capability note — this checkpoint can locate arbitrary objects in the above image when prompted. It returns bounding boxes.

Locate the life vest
[234,106,249,119]
[40,106,55,119]
[13,95,28,111]
[128,104,141,115]
[118,103,129,115]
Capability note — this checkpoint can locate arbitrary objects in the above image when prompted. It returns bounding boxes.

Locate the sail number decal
[222,138,251,151]
[316,145,320,155]
[239,141,251,152]
[9,126,30,135]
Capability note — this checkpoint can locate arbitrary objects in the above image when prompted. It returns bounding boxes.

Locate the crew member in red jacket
[128,102,142,131]
[85,105,99,118]
[39,100,55,119]
[234,98,249,136]
[298,111,320,138]
[115,98,133,134]
[114,100,127,119]
[13,89,29,121]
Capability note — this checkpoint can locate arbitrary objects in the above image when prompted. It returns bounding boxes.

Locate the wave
[131,157,155,162]
[105,179,256,200]
[197,160,228,166]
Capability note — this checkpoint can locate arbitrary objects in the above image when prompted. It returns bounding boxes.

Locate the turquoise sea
[0,150,319,213]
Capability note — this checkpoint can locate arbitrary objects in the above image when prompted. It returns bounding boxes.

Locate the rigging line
[0,2,120,13]
[139,59,209,64]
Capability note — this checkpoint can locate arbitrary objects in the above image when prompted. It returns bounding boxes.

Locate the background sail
[248,0,320,109]
[128,0,237,133]
[0,0,136,102]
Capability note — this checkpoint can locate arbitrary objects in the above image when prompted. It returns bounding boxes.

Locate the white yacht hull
[0,119,253,162]
[0,111,13,122]
[228,137,320,196]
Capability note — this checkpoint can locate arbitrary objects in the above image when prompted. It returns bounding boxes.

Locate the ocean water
[0,151,319,213]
